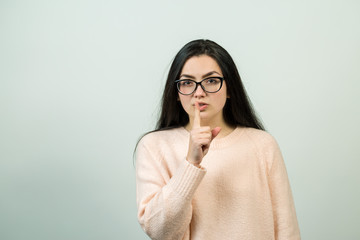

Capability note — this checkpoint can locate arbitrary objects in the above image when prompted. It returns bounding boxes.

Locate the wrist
[186,158,201,168]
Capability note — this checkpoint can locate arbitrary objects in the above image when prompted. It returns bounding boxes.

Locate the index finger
[193,102,201,128]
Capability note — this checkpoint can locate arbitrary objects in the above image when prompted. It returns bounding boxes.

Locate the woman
[135,39,300,240]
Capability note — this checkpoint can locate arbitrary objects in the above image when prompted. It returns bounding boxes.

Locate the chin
[199,112,212,120]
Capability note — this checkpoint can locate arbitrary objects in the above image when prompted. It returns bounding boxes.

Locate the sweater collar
[179,126,246,149]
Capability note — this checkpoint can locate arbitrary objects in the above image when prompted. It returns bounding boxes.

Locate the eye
[204,77,220,85]
[179,80,195,87]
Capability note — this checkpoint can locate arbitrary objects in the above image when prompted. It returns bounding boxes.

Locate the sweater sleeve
[266,137,301,240]
[135,135,206,240]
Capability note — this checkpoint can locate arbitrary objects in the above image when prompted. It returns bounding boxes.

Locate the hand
[186,102,221,167]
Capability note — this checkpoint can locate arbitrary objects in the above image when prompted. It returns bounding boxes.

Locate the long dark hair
[156,39,265,131]
[134,39,264,160]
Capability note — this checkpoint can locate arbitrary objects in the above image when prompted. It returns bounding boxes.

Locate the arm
[136,137,206,240]
[267,139,301,240]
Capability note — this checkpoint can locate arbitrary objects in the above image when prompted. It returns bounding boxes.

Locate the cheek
[215,88,228,108]
[179,95,191,114]
[217,96,227,110]
[221,86,228,107]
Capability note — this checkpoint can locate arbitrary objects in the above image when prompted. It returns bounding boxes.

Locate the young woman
[135,39,300,240]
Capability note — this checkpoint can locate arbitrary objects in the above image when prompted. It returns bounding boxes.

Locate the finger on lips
[193,102,201,128]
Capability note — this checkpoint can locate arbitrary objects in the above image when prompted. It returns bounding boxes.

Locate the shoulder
[135,127,188,164]
[242,128,282,162]
[138,127,188,149]
[242,128,283,173]
[242,127,279,150]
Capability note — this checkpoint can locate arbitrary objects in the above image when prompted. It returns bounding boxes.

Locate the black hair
[134,39,264,159]
[156,39,264,131]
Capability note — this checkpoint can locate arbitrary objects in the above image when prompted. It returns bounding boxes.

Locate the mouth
[194,102,208,111]
[193,102,208,106]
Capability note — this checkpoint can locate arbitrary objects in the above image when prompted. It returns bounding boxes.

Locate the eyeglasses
[175,77,224,95]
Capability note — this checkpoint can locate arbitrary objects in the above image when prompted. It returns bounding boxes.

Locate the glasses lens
[177,80,196,95]
[201,77,222,92]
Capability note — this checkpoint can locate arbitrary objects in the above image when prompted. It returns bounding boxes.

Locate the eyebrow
[179,71,221,79]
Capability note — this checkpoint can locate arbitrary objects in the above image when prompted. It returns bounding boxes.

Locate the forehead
[181,55,222,76]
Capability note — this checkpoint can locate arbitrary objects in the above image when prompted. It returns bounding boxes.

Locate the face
[178,55,228,127]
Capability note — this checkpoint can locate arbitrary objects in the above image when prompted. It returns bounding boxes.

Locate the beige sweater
[136,127,300,240]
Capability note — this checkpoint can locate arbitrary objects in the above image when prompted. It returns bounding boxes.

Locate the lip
[193,102,208,106]
[194,102,208,111]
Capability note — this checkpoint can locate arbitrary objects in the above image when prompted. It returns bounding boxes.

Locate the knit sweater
[136,127,300,240]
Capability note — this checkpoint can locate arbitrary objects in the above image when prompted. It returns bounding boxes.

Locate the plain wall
[1,0,359,239]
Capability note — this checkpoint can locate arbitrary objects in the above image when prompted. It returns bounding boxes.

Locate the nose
[193,83,206,98]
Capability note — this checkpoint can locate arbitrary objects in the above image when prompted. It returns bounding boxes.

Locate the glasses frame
[175,77,224,95]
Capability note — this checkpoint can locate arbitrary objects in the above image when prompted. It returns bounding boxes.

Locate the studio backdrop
[1,0,359,239]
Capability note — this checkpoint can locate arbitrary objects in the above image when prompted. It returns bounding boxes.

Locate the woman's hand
[186,102,221,167]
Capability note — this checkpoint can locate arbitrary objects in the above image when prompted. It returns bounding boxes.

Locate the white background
[1,0,359,239]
